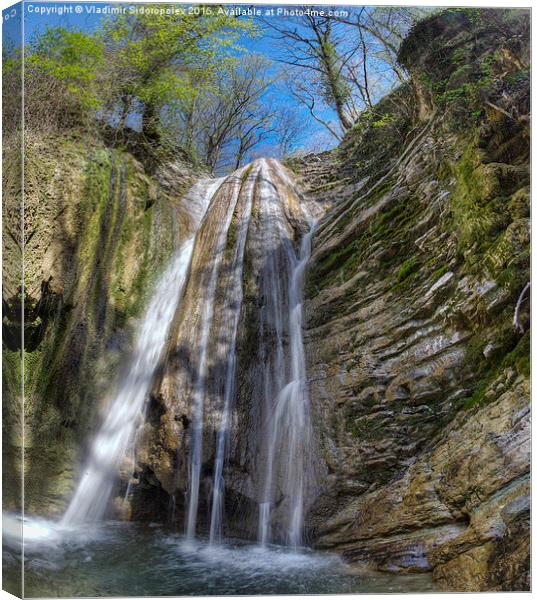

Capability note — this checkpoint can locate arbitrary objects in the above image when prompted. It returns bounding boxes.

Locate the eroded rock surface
[297,9,530,592]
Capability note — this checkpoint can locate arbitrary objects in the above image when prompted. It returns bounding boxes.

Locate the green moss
[225,216,239,258]
[3,348,21,393]
[241,163,254,183]
[396,256,420,282]
[503,331,530,377]
[432,264,449,281]
[450,144,497,252]
[20,138,179,513]
[282,158,301,175]
[2,348,22,509]
[123,207,155,318]
[110,157,175,327]
[308,187,425,303]
[336,83,413,184]
[77,150,114,290]
[463,330,529,410]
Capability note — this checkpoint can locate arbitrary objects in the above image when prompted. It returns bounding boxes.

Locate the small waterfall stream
[61,178,220,526]
[256,160,316,548]
[184,173,241,540]
[208,166,255,544]
[258,227,315,547]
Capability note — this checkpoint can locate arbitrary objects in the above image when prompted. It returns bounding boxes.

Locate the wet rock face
[10,135,200,516]
[300,9,529,592]
[129,160,321,542]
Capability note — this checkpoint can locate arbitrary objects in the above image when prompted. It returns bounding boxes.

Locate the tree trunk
[234,143,245,170]
[141,102,160,145]
[117,95,131,131]
[205,136,219,171]
[324,58,353,130]
[314,22,353,131]
[184,110,195,160]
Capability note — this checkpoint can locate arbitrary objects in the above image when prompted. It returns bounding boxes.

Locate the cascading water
[171,159,317,548]
[208,166,256,544]
[60,157,317,552]
[256,160,317,548]
[61,178,221,526]
[184,170,246,540]
[259,230,315,547]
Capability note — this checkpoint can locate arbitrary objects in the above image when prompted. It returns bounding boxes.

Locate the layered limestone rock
[297,8,530,592]
[4,132,205,515]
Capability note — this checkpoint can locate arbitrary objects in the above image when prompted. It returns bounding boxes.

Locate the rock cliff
[3,131,206,515]
[294,9,530,591]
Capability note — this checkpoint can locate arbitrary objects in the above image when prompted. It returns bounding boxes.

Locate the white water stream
[257,160,316,548]
[208,166,256,543]
[61,178,220,526]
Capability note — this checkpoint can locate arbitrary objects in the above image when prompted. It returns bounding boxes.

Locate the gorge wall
[294,9,530,591]
[3,131,207,514]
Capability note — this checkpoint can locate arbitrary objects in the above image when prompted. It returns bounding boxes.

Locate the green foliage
[23,8,258,146]
[505,67,530,86]
[338,84,414,183]
[403,9,528,131]
[450,47,466,65]
[372,113,397,128]
[2,45,21,76]
[453,6,525,31]
[27,28,105,109]
[435,52,496,122]
[101,6,257,136]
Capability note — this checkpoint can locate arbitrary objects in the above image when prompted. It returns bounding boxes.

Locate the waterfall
[257,228,315,546]
[208,166,256,544]
[185,171,245,540]
[178,159,316,548]
[257,160,316,549]
[60,158,317,550]
[61,178,220,526]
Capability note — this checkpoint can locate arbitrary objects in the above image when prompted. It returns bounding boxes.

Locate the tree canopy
[18,5,433,170]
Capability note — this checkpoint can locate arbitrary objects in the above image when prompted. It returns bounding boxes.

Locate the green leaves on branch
[102,8,254,108]
[24,6,258,140]
[27,28,105,109]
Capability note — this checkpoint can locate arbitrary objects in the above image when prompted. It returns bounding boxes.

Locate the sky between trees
[3,3,429,173]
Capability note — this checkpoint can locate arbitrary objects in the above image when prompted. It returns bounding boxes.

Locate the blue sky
[2,2,383,159]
